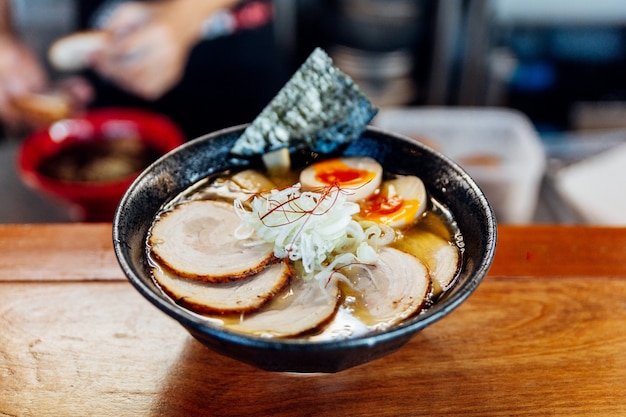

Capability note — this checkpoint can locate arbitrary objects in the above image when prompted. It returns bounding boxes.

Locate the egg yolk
[359,193,421,226]
[313,159,377,186]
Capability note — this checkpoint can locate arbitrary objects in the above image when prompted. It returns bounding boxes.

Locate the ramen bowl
[112,125,497,373]
[17,108,185,222]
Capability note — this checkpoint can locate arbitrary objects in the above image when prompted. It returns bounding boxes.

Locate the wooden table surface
[1,223,626,417]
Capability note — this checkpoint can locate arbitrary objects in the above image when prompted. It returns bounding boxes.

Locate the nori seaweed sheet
[230,48,378,156]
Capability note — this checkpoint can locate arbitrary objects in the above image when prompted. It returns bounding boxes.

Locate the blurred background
[2,0,626,224]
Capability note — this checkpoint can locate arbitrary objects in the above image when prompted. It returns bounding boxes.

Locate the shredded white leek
[234,184,394,282]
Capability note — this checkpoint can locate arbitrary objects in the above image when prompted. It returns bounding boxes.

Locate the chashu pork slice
[152,262,291,314]
[394,231,461,294]
[232,276,340,338]
[350,247,431,329]
[427,238,460,293]
[149,200,276,283]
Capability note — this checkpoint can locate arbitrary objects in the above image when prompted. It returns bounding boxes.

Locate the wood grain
[0,223,124,281]
[2,277,626,416]
[1,224,626,416]
[490,225,626,278]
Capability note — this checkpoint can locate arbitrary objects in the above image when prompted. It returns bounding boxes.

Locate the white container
[373,107,546,223]
[553,141,626,225]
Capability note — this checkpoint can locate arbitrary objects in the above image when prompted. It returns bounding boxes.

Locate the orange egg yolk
[313,159,377,186]
[359,193,421,226]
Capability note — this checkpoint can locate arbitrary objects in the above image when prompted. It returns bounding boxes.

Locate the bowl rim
[113,124,497,352]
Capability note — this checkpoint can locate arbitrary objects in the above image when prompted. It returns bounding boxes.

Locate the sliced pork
[190,170,275,204]
[152,262,291,314]
[149,200,276,282]
[232,276,340,338]
[349,247,431,329]
[394,231,460,294]
[428,239,460,293]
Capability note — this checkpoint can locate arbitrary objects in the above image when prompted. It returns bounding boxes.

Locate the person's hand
[90,0,221,100]
[0,35,48,129]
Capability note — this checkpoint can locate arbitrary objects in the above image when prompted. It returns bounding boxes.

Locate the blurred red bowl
[17,108,185,222]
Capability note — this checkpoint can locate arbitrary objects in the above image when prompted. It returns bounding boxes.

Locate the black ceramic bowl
[112,125,497,373]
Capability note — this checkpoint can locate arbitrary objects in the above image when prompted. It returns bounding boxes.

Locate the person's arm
[91,0,243,100]
[0,0,48,129]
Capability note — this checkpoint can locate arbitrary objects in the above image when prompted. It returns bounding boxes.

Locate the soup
[37,138,162,182]
[146,155,463,341]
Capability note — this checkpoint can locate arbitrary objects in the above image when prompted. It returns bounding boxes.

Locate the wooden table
[1,224,626,416]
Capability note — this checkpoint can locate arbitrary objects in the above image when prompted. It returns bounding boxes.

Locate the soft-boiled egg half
[357,175,428,228]
[299,157,383,202]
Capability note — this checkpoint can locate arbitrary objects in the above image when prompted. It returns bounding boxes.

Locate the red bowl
[17,108,185,222]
